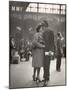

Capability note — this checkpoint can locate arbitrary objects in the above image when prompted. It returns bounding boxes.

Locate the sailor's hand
[49,51,54,56]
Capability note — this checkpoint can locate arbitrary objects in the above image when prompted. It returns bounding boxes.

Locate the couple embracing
[31,20,55,86]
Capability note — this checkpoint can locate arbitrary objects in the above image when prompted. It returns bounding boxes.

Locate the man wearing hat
[42,20,55,86]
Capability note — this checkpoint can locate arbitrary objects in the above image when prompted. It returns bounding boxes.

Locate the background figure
[19,39,29,61]
[56,32,63,72]
[10,37,16,64]
[31,24,45,82]
[12,51,20,64]
[42,20,55,86]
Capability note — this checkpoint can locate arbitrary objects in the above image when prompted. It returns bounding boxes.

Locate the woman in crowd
[31,24,45,82]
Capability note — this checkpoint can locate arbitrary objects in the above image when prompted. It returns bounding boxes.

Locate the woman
[31,24,45,82]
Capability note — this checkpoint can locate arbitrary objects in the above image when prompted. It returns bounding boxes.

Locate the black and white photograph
[9,1,66,89]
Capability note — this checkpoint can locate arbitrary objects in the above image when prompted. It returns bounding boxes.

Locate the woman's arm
[32,33,45,48]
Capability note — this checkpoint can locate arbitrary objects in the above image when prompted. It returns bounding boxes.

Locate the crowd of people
[10,37,31,63]
[10,20,66,86]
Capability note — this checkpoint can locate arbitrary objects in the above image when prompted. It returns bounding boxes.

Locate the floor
[9,57,66,88]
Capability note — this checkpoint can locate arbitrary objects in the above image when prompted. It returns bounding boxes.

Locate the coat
[32,32,45,67]
[43,29,55,51]
[56,38,63,57]
[42,28,55,67]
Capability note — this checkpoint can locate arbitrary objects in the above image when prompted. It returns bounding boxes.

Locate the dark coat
[42,28,55,66]
[56,38,63,57]
[43,28,55,51]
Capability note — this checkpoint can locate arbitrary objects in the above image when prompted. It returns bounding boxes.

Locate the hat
[36,20,48,32]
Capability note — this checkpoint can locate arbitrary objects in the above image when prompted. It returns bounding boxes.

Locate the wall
[10,12,66,49]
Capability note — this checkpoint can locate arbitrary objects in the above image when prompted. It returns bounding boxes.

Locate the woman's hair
[36,25,41,32]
